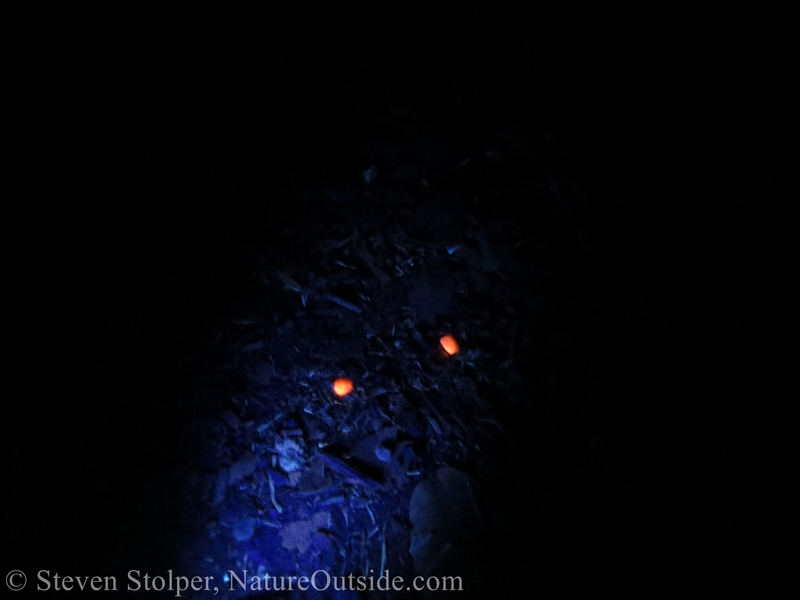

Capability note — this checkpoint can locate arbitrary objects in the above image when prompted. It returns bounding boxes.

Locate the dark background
[4,5,795,597]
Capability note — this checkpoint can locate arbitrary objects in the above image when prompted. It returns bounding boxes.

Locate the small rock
[229,452,258,482]
[232,517,258,542]
[221,410,241,429]
[241,340,264,352]
[375,446,392,463]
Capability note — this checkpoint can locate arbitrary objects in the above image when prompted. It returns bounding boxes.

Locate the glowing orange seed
[333,378,353,397]
[439,335,460,355]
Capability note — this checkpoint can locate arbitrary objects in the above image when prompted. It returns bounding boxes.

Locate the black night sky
[4,5,795,599]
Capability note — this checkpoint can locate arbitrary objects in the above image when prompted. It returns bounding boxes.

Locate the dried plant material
[280,512,330,554]
[267,471,282,514]
[352,428,400,477]
[317,449,384,489]
[173,130,565,592]
[276,270,301,292]
[275,437,304,473]
[297,470,334,495]
[317,338,365,361]
[322,293,363,314]
[356,246,391,285]
[388,393,426,437]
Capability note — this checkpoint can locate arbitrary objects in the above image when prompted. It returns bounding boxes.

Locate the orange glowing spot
[439,335,460,355]
[333,378,353,397]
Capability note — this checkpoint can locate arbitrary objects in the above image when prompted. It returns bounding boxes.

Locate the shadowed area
[4,6,793,599]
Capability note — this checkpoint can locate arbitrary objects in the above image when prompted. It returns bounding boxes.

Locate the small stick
[317,451,382,489]
[323,293,363,314]
[268,471,283,514]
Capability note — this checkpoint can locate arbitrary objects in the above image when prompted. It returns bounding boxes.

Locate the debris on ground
[170,125,580,599]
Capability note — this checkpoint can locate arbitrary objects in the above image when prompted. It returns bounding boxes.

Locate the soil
[161,132,596,599]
